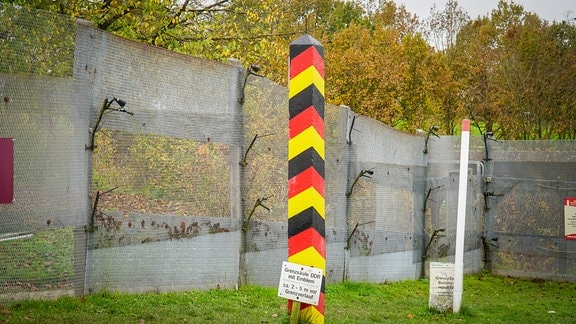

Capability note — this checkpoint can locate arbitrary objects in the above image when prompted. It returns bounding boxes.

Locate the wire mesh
[1,2,576,301]
[0,4,83,299]
[486,141,576,280]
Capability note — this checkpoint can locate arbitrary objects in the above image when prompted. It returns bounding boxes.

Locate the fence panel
[1,3,575,302]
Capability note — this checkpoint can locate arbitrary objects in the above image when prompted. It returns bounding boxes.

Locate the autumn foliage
[9,0,576,138]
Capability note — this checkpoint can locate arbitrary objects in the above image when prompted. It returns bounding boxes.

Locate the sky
[394,0,575,23]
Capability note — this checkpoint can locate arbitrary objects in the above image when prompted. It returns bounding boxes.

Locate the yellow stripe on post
[287,187,325,219]
[289,66,325,98]
[288,246,326,274]
[288,126,325,160]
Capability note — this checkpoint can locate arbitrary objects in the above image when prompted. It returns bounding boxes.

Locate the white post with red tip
[453,119,470,313]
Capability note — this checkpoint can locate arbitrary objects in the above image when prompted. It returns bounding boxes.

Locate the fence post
[453,119,470,313]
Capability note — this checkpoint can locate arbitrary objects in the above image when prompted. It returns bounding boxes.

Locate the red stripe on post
[462,119,470,132]
[289,106,325,140]
[288,227,326,259]
[288,167,325,198]
[289,46,325,79]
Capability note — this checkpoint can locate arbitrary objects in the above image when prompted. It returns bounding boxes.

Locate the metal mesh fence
[241,77,289,224]
[486,140,576,280]
[74,14,245,293]
[423,136,484,276]
[92,132,233,218]
[345,116,426,258]
[1,2,576,301]
[0,4,85,299]
[86,132,239,293]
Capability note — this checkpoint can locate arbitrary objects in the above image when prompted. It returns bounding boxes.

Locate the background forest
[7,0,576,139]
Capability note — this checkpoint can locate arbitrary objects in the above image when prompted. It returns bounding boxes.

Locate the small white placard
[429,262,454,311]
[277,261,323,306]
[564,198,576,240]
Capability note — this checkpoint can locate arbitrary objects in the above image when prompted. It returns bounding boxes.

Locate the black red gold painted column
[288,34,325,323]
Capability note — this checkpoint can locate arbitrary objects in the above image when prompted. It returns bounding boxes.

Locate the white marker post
[453,119,470,313]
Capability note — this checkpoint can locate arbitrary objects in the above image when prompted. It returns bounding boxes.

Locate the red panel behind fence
[0,138,14,204]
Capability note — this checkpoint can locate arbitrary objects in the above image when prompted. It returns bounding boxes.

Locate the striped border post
[288,34,326,323]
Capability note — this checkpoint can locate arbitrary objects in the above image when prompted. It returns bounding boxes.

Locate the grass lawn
[0,228,74,294]
[1,272,575,323]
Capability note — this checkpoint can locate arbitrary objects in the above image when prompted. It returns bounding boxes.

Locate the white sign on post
[277,261,323,306]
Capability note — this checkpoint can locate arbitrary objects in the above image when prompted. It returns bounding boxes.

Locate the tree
[454,0,576,139]
[325,21,404,125]
[450,5,509,136]
[325,1,441,131]
[7,0,576,138]
[547,20,576,139]
[0,2,75,76]
[425,0,470,51]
